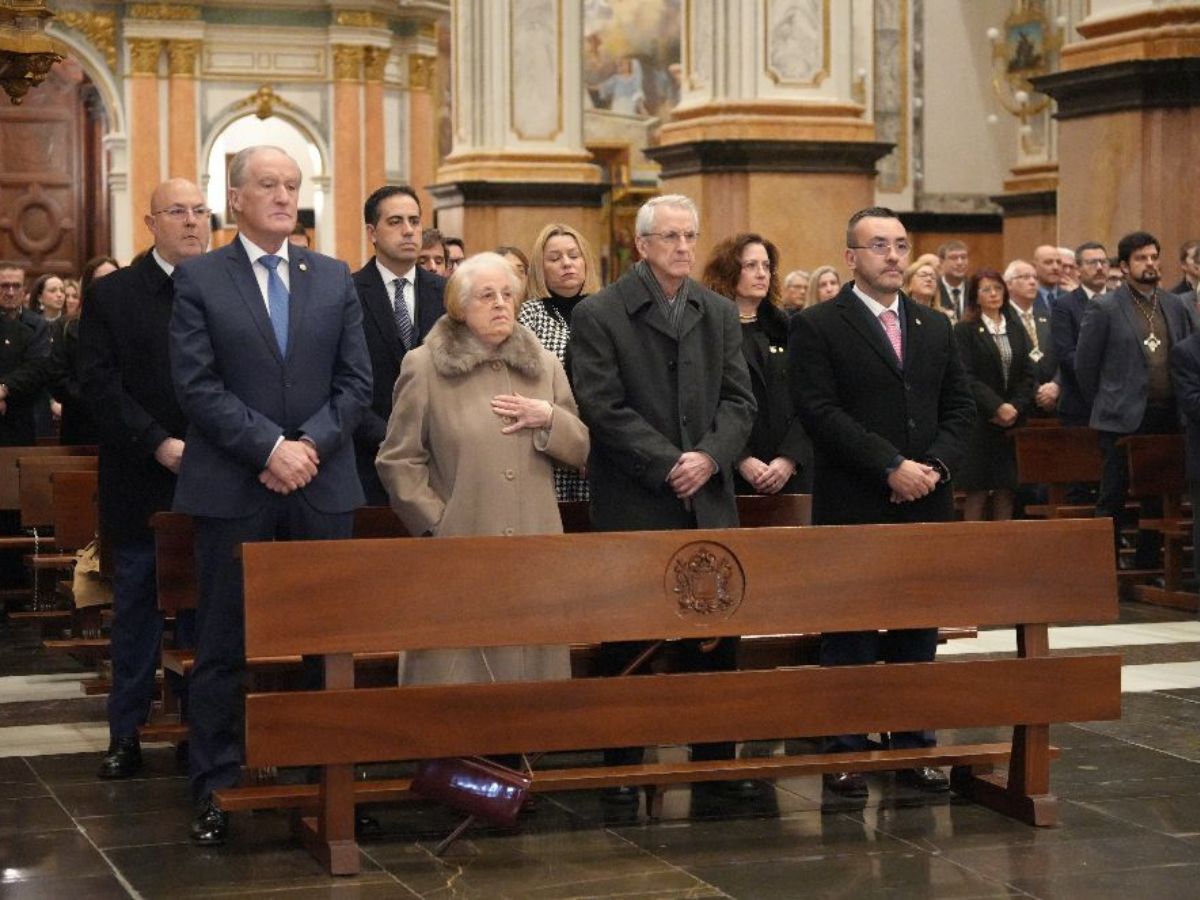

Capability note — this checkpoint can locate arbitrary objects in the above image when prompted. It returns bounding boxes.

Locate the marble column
[1034,1,1200,268]
[332,44,365,266]
[430,0,605,255]
[645,0,891,275]
[363,46,389,197]
[126,38,162,237]
[166,40,200,182]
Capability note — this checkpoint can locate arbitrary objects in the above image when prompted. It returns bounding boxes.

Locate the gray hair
[1058,247,1076,262]
[445,251,523,320]
[1004,259,1034,283]
[635,194,699,236]
[783,269,810,287]
[228,145,299,188]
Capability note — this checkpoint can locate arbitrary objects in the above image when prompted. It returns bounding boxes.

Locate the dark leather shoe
[822,772,868,797]
[896,766,949,792]
[97,736,142,780]
[189,800,229,846]
[600,785,639,806]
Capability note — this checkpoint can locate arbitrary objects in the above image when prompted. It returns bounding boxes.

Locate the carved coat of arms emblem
[666,541,745,619]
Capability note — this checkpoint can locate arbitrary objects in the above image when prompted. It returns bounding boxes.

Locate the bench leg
[296,763,359,875]
[950,722,1058,827]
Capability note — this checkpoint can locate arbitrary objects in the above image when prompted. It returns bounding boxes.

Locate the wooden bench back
[241,519,1119,768]
[18,456,98,529]
[150,506,412,613]
[50,470,98,553]
[242,519,1115,658]
[0,445,96,511]
[1013,426,1102,484]
[1121,434,1186,497]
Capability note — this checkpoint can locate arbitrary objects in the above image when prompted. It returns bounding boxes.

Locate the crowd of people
[2,142,1198,844]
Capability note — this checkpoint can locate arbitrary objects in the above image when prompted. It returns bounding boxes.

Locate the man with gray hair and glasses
[0,260,50,447]
[569,193,756,801]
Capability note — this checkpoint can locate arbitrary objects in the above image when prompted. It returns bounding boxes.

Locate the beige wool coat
[375,314,589,685]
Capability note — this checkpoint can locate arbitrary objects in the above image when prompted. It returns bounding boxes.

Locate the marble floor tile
[1008,862,1200,900]
[0,673,96,703]
[0,873,133,899]
[369,829,722,900]
[0,794,75,837]
[0,828,114,882]
[0,722,108,758]
[1076,793,1200,840]
[687,851,1021,900]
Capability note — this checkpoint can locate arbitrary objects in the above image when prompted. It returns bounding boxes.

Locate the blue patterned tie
[392,277,414,350]
[259,254,289,356]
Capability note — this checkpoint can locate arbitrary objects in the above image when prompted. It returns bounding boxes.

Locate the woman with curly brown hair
[702,233,811,494]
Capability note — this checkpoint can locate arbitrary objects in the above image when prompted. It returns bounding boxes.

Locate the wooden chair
[218,518,1120,875]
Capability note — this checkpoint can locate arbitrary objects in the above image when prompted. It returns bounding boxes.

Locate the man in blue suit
[169,145,371,845]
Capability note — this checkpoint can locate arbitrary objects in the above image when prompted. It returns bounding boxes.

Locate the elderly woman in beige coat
[376,251,589,685]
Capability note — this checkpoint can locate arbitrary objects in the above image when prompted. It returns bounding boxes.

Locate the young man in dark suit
[79,178,210,781]
[1076,231,1194,571]
[789,207,974,798]
[1169,330,1200,611]
[169,146,371,845]
[1052,241,1109,428]
[352,185,445,505]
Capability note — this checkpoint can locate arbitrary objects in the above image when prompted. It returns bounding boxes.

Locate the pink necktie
[880,309,903,364]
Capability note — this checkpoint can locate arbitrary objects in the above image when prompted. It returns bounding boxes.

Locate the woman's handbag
[412,639,665,855]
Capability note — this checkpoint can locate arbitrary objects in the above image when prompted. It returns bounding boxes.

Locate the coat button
[491,360,502,370]
[907,418,916,428]
[504,469,515,480]
[503,527,514,536]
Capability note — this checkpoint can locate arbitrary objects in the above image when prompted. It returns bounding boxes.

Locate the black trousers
[1095,404,1177,570]
[187,494,353,803]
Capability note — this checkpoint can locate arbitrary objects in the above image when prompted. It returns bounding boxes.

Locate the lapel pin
[298,262,308,272]
[915,318,922,325]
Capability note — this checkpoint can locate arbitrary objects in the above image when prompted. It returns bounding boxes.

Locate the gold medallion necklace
[1130,288,1161,352]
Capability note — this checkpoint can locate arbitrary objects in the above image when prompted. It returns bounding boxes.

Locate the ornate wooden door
[0,57,108,278]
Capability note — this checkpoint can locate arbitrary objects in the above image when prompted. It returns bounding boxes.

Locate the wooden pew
[1012,425,1101,519]
[218,518,1119,875]
[0,445,96,610]
[1120,433,1196,612]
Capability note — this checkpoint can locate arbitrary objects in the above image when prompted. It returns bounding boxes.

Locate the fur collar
[424,315,545,378]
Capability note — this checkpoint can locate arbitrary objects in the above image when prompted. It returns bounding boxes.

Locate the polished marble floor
[2,603,1199,899]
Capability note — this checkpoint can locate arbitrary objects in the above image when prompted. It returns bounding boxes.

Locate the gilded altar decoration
[54,11,117,70]
[0,0,62,104]
[667,542,745,620]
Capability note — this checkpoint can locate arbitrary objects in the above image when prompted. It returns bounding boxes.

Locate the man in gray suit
[1076,230,1193,570]
[569,194,755,798]
[169,145,371,845]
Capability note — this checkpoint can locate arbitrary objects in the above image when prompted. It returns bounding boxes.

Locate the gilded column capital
[363,46,390,82]
[331,44,364,82]
[408,54,435,91]
[54,11,119,70]
[167,40,201,78]
[126,3,202,21]
[128,38,163,76]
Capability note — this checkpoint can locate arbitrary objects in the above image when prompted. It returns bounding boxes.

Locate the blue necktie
[259,254,289,356]
[392,277,414,350]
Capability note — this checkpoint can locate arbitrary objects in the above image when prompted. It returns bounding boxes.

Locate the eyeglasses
[848,239,912,257]
[642,231,700,245]
[152,205,211,221]
[740,260,774,274]
[1079,258,1108,268]
[0,282,22,292]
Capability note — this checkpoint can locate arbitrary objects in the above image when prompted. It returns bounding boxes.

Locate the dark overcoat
[569,268,756,531]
